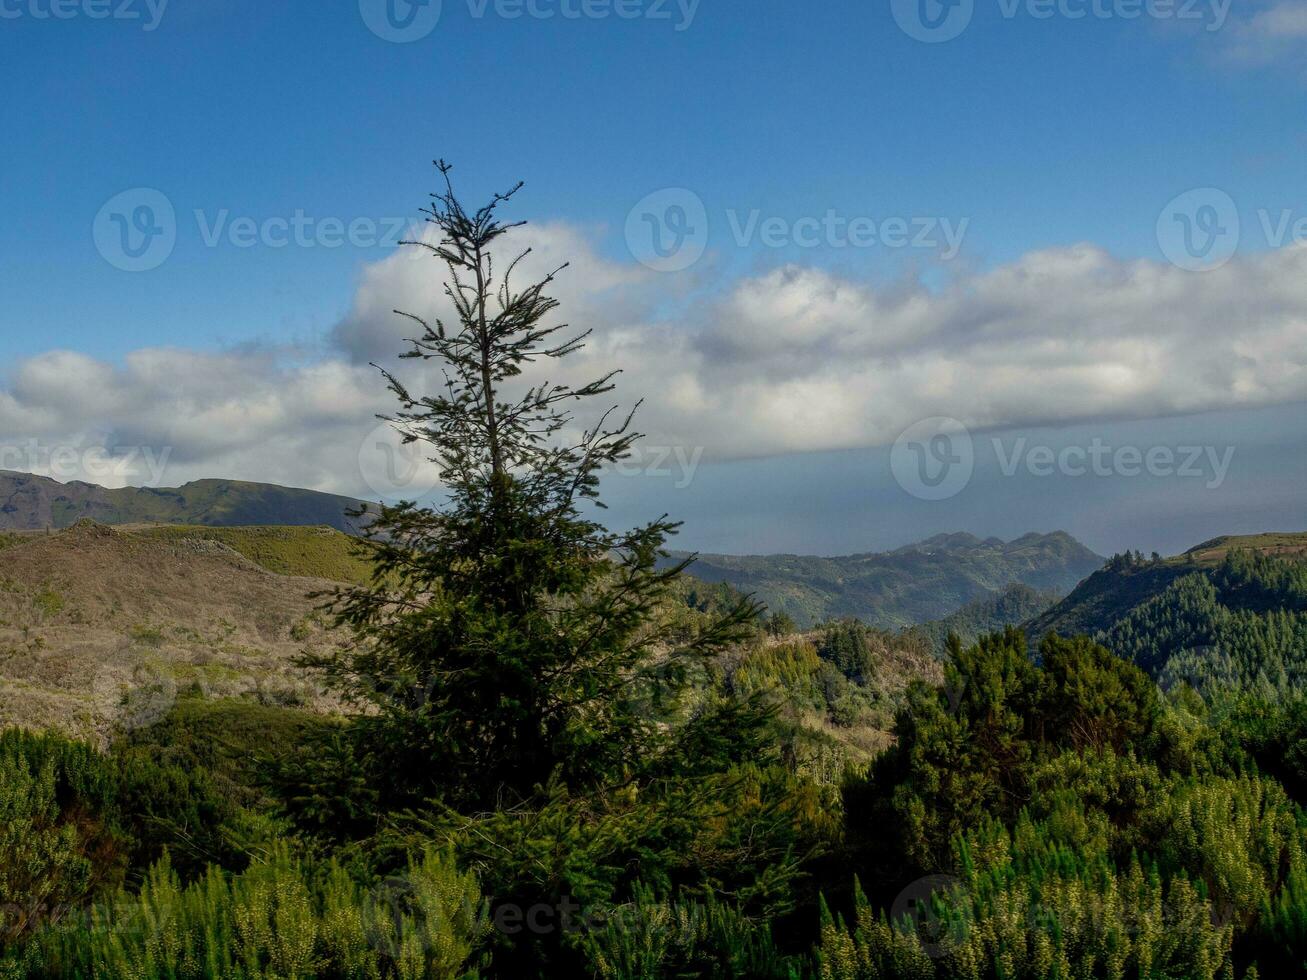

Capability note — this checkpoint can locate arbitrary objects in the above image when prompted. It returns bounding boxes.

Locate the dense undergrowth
[2,622,1307,977]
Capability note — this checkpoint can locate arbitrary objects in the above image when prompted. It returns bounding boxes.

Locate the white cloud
[1219,0,1307,68]
[0,346,389,493]
[2,226,1307,496]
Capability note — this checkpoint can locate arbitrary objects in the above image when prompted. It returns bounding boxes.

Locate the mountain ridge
[0,470,370,533]
[666,530,1103,629]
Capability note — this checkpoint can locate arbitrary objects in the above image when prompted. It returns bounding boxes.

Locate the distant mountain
[1022,531,1307,694]
[0,470,370,533]
[669,531,1103,629]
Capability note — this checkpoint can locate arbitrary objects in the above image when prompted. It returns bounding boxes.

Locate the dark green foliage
[855,628,1160,869]
[817,621,874,683]
[0,731,122,945]
[579,881,802,979]
[817,856,1240,979]
[1097,553,1307,696]
[5,605,1307,977]
[766,610,799,637]
[1211,550,1307,612]
[112,696,333,879]
[1023,555,1192,644]
[914,583,1059,656]
[1039,633,1158,751]
[7,845,484,979]
[831,628,1307,979]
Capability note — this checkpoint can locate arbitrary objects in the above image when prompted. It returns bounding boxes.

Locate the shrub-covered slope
[1025,532,1307,695]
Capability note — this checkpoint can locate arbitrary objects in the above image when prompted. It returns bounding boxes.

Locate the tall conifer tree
[310,162,757,810]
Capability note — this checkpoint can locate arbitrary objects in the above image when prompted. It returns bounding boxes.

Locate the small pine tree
[309,162,757,811]
[764,610,798,637]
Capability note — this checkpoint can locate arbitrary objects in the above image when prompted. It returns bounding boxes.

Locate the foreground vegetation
[1,167,1304,978]
[3,626,1307,977]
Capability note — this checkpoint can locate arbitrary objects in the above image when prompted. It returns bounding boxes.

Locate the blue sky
[2,0,1306,556]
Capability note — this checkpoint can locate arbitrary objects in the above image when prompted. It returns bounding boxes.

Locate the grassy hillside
[669,530,1102,629]
[0,470,371,533]
[134,524,376,584]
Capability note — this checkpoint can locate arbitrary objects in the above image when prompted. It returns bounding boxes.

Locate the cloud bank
[3,222,1306,497]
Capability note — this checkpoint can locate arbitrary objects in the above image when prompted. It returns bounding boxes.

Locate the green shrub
[580,882,800,979]
[816,862,1238,980]
[0,731,124,945]
[7,845,484,979]
[32,589,63,619]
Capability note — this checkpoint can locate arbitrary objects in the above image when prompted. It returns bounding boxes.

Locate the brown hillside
[0,521,346,743]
